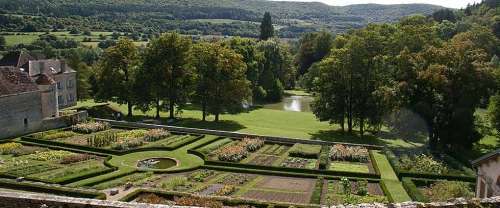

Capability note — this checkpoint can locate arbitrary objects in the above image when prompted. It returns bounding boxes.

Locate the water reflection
[262,95,313,112]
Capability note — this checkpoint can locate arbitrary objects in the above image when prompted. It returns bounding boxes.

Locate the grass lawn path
[372,150,411,202]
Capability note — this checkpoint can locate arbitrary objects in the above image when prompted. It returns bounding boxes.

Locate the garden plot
[30,121,201,151]
[0,142,109,183]
[327,144,376,173]
[412,179,474,202]
[321,179,387,205]
[390,150,475,176]
[208,138,265,162]
[240,176,316,204]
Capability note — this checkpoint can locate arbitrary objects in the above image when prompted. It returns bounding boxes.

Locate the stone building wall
[476,155,500,198]
[0,91,44,139]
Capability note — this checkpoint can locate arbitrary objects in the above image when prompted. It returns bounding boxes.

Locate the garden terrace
[0,120,477,207]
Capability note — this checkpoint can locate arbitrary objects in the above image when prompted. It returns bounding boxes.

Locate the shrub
[0,143,23,155]
[288,143,322,158]
[215,185,235,196]
[329,144,369,163]
[241,137,264,152]
[341,177,351,195]
[356,180,368,196]
[60,154,95,164]
[72,122,110,134]
[174,196,223,208]
[144,129,170,142]
[27,150,75,161]
[399,154,448,174]
[87,131,118,147]
[422,181,474,201]
[319,145,330,170]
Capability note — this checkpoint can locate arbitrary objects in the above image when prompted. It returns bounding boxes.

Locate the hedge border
[379,180,394,203]
[0,178,106,199]
[401,177,427,202]
[119,189,320,208]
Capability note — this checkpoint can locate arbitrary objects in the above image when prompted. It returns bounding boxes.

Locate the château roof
[0,51,33,69]
[0,68,39,96]
[472,149,500,167]
[34,73,56,85]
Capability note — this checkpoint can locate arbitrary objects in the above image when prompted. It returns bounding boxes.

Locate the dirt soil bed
[246,155,279,166]
[255,176,315,192]
[368,182,384,196]
[243,190,311,204]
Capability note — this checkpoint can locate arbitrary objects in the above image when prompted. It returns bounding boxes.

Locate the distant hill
[0,0,444,38]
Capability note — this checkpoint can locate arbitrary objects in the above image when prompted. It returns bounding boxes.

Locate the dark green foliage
[260,12,274,40]
[0,35,5,49]
[318,145,330,170]
[402,178,427,202]
[431,9,456,22]
[488,94,500,133]
[296,31,334,75]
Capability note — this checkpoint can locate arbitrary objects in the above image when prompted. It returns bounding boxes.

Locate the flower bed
[71,121,111,134]
[215,138,264,162]
[323,178,387,205]
[329,144,369,163]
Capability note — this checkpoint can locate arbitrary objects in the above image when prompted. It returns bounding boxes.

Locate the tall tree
[138,32,193,119]
[260,12,274,41]
[296,31,334,75]
[94,38,138,117]
[191,42,251,122]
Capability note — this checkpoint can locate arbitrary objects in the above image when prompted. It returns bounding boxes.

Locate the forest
[0,0,443,37]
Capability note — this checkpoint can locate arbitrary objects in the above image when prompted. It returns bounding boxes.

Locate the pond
[137,157,177,169]
[261,95,314,112]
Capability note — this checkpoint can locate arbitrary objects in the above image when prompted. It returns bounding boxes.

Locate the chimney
[60,60,66,73]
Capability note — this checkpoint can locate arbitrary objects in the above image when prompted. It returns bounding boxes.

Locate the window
[58,95,63,105]
[68,94,74,102]
[67,79,74,89]
[57,82,63,90]
[23,118,28,128]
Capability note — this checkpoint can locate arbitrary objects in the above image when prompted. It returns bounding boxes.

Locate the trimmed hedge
[204,158,380,179]
[402,177,428,202]
[288,143,322,159]
[379,180,394,203]
[318,145,330,170]
[0,178,106,199]
[120,189,320,208]
[369,150,381,176]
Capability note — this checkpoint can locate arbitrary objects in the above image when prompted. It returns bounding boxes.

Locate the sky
[272,0,483,9]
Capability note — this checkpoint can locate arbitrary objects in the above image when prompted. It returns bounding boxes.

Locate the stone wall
[0,91,44,139]
[0,110,88,140]
[95,118,383,149]
[0,190,497,208]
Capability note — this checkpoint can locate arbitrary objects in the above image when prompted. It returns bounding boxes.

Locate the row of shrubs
[0,178,106,199]
[402,178,475,202]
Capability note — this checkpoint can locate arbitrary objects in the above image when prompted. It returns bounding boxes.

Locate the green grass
[328,162,369,173]
[3,31,146,47]
[288,143,322,158]
[77,99,422,149]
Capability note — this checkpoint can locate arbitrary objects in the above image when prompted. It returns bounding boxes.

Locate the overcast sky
[272,0,483,9]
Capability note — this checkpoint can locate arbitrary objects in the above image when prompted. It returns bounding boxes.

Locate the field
[0,120,478,206]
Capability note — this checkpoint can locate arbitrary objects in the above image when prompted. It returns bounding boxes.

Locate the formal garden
[0,120,478,207]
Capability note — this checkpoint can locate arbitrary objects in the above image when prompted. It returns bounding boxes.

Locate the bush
[87,131,118,147]
[241,137,264,152]
[399,154,448,174]
[421,181,474,202]
[0,143,23,154]
[288,143,322,158]
[319,145,330,170]
[329,144,369,163]
[402,178,427,202]
[144,129,170,142]
[72,122,110,134]
[356,180,368,196]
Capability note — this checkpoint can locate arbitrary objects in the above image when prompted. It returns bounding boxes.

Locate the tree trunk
[360,117,364,137]
[202,101,207,121]
[155,98,160,119]
[127,102,133,117]
[169,99,174,119]
[214,113,219,122]
[340,118,345,132]
[429,125,437,150]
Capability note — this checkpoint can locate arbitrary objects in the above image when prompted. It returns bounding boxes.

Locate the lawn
[76,100,422,149]
[328,162,369,173]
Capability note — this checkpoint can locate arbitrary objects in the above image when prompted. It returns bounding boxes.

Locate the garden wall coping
[94,118,384,149]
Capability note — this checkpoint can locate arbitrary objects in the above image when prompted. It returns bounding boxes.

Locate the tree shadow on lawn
[171,118,246,132]
[309,129,426,149]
